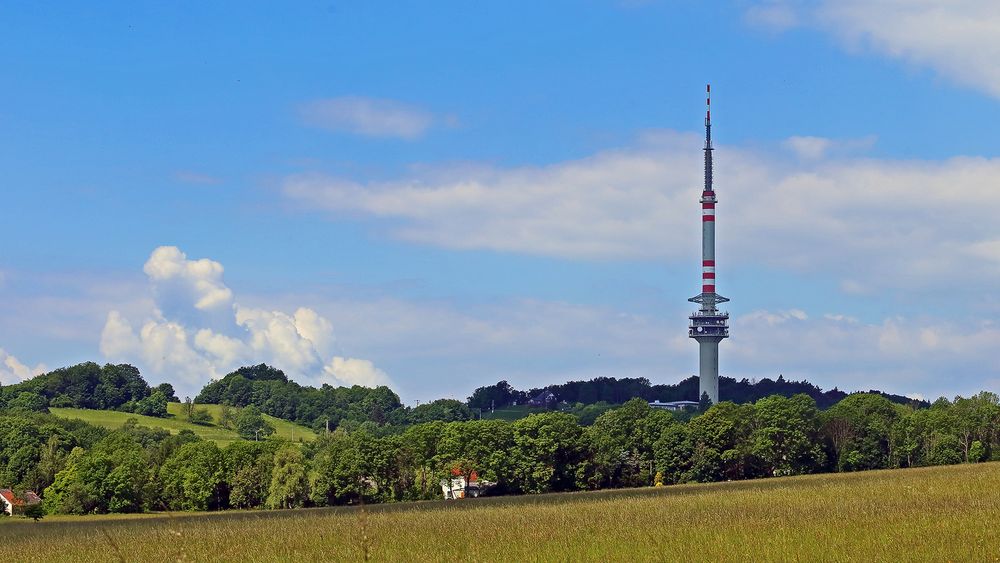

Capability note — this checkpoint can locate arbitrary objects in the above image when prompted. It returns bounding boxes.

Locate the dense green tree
[43,433,148,514]
[567,402,616,426]
[224,441,275,509]
[133,391,168,418]
[95,364,149,410]
[684,402,754,482]
[654,424,693,484]
[159,441,225,511]
[195,364,404,431]
[219,404,236,430]
[750,395,826,477]
[7,392,48,413]
[154,383,179,402]
[406,399,473,424]
[951,392,1000,462]
[969,440,987,463]
[468,380,522,410]
[43,447,86,514]
[26,435,70,494]
[236,405,275,440]
[402,421,445,499]
[822,394,898,471]
[588,398,674,488]
[266,445,309,509]
[23,501,44,521]
[8,362,153,411]
[0,416,45,487]
[928,433,963,465]
[310,431,365,505]
[188,407,214,426]
[510,413,589,494]
[436,419,517,493]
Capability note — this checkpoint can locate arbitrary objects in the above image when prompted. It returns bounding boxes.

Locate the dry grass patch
[6,463,1000,561]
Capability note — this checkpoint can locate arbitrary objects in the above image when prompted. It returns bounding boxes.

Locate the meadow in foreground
[5,462,998,562]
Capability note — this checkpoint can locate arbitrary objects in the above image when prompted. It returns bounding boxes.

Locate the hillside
[3,463,997,560]
[49,402,316,446]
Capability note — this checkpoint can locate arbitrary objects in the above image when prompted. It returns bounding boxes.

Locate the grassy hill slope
[165,402,316,443]
[479,404,548,421]
[4,462,998,560]
[50,403,316,446]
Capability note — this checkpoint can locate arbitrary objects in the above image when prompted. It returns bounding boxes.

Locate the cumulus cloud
[744,1,1000,99]
[323,357,391,387]
[144,246,233,312]
[100,246,391,395]
[283,131,1000,293]
[0,348,46,385]
[298,96,438,139]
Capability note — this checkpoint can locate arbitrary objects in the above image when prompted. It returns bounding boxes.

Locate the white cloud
[283,131,1000,293]
[744,2,799,32]
[783,136,833,160]
[284,132,701,261]
[0,348,46,385]
[783,135,877,160]
[745,1,1000,99]
[144,246,233,312]
[299,97,437,139]
[323,357,391,387]
[101,247,391,395]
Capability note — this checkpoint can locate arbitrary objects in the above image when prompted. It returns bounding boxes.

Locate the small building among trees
[440,470,495,499]
[648,400,699,412]
[1,489,41,516]
[527,390,557,408]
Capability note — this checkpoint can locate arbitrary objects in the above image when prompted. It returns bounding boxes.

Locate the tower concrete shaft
[688,84,729,405]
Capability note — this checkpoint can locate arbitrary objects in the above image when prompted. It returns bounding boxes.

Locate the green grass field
[480,404,548,421]
[50,403,316,446]
[3,463,998,561]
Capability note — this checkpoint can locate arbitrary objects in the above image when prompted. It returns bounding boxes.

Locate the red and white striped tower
[688,84,730,405]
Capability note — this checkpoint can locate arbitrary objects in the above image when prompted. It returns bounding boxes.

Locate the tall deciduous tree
[159,441,225,511]
[267,446,309,509]
[236,405,275,441]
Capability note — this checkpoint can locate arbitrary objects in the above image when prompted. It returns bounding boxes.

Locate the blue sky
[3,1,1000,402]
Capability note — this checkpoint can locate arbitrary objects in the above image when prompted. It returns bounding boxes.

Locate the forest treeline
[0,362,179,417]
[1,389,997,515]
[1,362,925,435]
[468,376,925,411]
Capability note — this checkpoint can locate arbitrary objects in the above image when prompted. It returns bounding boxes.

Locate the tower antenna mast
[688,84,730,405]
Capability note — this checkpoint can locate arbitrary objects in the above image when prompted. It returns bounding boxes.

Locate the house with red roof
[0,489,41,516]
[440,468,495,499]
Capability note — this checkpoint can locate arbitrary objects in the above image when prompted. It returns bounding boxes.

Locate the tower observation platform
[688,84,729,405]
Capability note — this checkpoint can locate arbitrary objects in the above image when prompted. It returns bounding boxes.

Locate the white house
[1,489,41,516]
[440,474,496,500]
